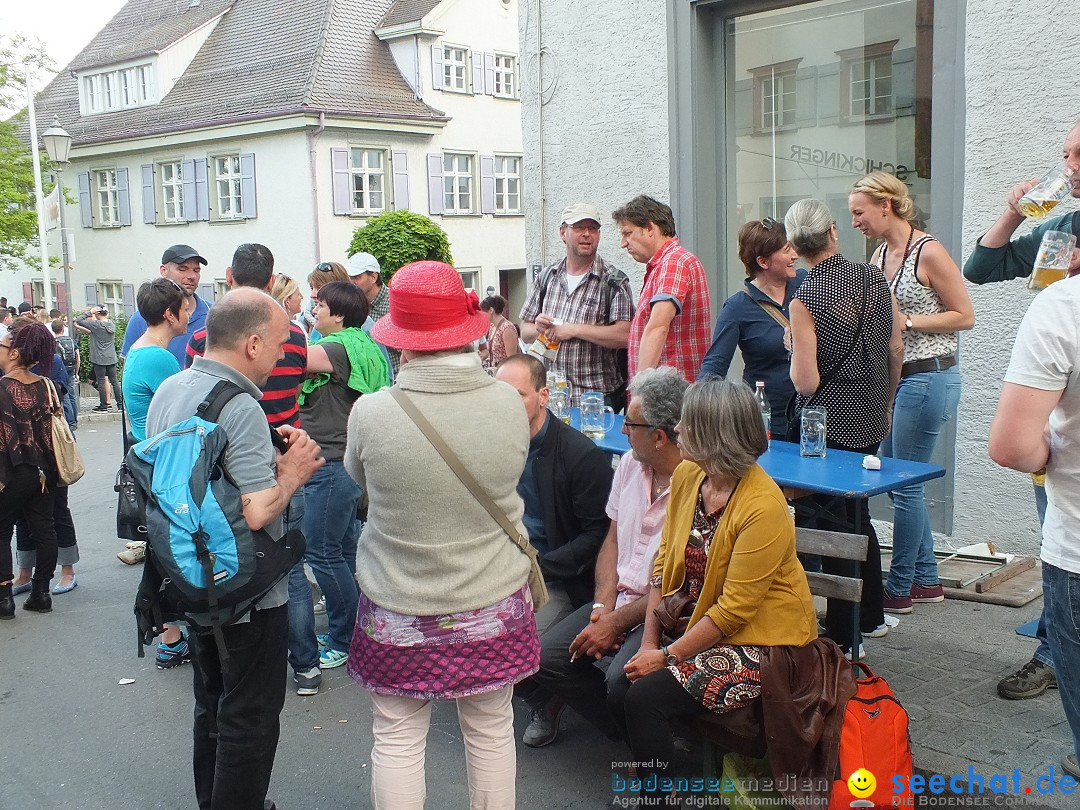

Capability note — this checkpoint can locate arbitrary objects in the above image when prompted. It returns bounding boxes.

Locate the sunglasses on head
[761,217,780,230]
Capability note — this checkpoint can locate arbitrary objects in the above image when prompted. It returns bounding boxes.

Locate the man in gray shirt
[74,304,121,412]
[146,288,324,810]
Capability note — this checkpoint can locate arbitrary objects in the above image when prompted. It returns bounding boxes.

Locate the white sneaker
[864,614,900,638]
[313,595,326,615]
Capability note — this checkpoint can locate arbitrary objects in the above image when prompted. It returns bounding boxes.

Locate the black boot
[0,583,13,620]
[23,581,52,613]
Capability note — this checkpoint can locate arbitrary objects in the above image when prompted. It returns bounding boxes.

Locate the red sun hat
[372,261,490,352]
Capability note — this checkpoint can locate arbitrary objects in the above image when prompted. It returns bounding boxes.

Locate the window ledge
[209,217,249,225]
[91,223,125,230]
[441,212,481,218]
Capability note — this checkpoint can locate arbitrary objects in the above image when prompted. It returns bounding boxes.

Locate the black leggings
[610,668,710,801]
[0,466,57,585]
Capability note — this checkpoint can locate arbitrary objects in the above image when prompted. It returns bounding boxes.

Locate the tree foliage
[1,35,55,274]
[348,210,454,283]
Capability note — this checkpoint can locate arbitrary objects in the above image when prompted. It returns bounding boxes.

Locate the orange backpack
[828,662,915,809]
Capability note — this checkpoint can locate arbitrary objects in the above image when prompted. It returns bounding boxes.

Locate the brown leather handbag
[653,590,696,645]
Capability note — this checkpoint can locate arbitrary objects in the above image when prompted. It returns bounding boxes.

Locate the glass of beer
[1029,230,1077,290]
[1018,162,1075,218]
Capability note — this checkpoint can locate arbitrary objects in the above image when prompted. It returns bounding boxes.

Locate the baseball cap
[560,203,602,226]
[161,244,208,266]
[346,252,381,277]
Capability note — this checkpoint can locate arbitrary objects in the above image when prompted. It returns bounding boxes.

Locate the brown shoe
[911,583,945,603]
[997,658,1056,700]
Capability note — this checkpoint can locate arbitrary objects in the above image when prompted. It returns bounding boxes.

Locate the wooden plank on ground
[942,564,1042,607]
[975,557,1036,593]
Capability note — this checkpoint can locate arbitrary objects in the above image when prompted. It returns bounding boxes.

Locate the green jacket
[963,211,1080,284]
[298,327,390,404]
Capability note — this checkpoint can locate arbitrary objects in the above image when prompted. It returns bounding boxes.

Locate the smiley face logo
[847,768,876,799]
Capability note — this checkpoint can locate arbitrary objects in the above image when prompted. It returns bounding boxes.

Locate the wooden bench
[694,526,868,775]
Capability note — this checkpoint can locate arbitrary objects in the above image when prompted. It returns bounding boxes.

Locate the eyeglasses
[761,217,780,230]
[164,278,184,294]
[278,274,292,284]
[622,421,657,430]
[568,222,600,233]
[315,262,332,272]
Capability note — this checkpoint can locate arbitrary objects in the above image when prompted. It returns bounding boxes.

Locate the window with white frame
[839,41,896,120]
[493,54,516,98]
[214,280,229,301]
[761,72,796,129]
[159,161,185,223]
[458,268,480,294]
[32,281,60,310]
[493,156,521,214]
[98,281,124,319]
[443,46,469,92]
[94,169,121,226]
[213,155,244,219]
[443,153,474,214]
[350,148,387,215]
[81,62,155,114]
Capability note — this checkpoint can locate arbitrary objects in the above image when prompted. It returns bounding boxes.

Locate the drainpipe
[308,111,327,263]
[536,0,545,267]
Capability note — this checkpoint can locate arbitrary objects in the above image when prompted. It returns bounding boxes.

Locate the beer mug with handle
[581,391,614,439]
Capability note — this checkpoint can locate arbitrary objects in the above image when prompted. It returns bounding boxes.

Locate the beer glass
[581,392,614,439]
[1029,230,1077,290]
[549,387,571,423]
[1018,162,1075,219]
[800,407,827,458]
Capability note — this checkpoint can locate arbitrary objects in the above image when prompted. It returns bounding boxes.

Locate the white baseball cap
[346,252,381,277]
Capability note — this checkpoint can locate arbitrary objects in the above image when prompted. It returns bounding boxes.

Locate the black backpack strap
[536,264,557,313]
[602,268,630,320]
[1072,210,1080,239]
[197,380,246,424]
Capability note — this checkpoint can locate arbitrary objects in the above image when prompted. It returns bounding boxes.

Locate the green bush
[348,211,453,283]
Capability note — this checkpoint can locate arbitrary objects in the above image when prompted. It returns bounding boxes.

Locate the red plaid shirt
[627,238,711,382]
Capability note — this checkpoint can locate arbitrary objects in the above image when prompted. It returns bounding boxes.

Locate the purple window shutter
[84,284,98,306]
[181,159,196,222]
[141,164,156,224]
[77,171,93,227]
[122,284,136,318]
[471,50,483,94]
[484,53,496,95]
[22,282,34,304]
[431,45,444,90]
[116,168,131,226]
[239,153,257,219]
[194,159,209,221]
[427,154,445,215]
[392,151,410,211]
[480,156,495,214]
[331,148,352,215]
[56,283,68,312]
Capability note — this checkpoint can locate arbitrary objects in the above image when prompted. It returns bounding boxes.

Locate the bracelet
[592,602,606,610]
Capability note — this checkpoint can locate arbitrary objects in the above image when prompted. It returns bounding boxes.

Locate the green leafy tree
[1,35,55,273]
[348,210,453,283]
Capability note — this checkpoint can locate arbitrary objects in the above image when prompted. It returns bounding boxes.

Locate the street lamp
[41,116,74,319]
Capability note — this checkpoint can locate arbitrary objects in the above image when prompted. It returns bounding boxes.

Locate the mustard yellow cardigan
[652,460,817,647]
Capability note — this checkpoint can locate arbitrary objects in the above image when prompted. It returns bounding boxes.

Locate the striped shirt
[186,323,308,428]
[627,237,712,382]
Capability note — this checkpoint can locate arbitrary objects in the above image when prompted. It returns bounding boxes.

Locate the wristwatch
[905,316,913,331]
[661,645,679,666]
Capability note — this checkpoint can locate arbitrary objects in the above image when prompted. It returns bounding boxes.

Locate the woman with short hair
[849,172,974,613]
[617,377,816,805]
[784,197,903,650]
[344,261,539,809]
[699,218,804,437]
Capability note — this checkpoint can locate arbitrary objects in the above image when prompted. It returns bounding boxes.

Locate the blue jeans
[881,366,962,597]
[1032,482,1055,668]
[302,461,361,653]
[1042,562,1080,758]
[62,380,78,429]
[284,488,317,675]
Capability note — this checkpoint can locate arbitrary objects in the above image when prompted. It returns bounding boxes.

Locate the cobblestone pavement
[2,420,1075,808]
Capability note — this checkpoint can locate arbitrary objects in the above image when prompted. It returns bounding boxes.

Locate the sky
[2,0,129,90]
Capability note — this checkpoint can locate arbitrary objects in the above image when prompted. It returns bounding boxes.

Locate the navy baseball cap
[161,244,207,265]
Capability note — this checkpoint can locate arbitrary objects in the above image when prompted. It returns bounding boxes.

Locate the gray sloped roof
[378,0,442,28]
[28,0,446,147]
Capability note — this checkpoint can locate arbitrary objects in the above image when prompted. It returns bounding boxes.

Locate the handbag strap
[43,377,62,413]
[741,288,790,330]
[388,386,535,560]
[805,265,870,407]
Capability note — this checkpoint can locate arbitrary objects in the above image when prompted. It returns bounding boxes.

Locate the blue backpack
[130,380,304,658]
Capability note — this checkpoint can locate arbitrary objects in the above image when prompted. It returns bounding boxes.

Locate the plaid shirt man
[627,238,711,382]
[520,257,634,393]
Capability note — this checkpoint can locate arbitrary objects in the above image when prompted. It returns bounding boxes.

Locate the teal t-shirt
[121,345,182,441]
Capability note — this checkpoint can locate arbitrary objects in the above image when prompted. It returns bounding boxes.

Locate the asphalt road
[0,420,626,810]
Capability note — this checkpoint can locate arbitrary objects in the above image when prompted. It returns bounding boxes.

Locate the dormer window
[81,62,156,114]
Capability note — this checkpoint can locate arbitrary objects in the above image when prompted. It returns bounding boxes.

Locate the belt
[901,353,957,378]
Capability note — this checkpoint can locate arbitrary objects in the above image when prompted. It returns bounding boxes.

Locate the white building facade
[19,0,527,316]
[519,0,1075,554]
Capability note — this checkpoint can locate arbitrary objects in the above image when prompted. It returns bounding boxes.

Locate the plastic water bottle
[754,381,771,442]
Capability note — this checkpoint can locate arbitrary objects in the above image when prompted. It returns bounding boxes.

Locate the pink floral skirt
[347,585,540,700]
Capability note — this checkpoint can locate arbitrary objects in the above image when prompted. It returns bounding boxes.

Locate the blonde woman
[271,273,304,321]
[849,172,974,614]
